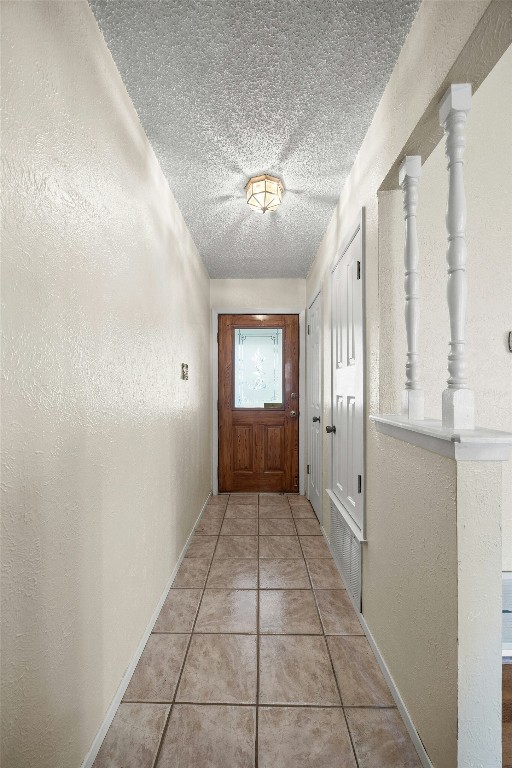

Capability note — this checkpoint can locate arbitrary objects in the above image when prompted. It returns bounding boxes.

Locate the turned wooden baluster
[399,155,424,420]
[439,84,474,430]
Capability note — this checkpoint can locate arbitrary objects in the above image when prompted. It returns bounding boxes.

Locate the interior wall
[379,44,512,570]
[210,278,306,311]
[305,1,500,765]
[1,4,211,768]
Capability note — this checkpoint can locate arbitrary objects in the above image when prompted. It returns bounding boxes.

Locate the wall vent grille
[330,501,362,611]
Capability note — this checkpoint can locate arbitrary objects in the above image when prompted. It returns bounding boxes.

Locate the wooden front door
[218,314,299,492]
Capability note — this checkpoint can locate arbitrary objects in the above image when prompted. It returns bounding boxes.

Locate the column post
[439,84,474,429]
[399,155,424,420]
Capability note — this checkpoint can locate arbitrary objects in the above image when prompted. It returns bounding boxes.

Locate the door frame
[306,289,323,520]
[328,208,367,540]
[211,308,306,496]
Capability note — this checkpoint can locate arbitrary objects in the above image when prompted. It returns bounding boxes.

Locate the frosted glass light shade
[245,174,284,213]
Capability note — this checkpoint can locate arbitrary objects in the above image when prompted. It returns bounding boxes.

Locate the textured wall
[305,0,496,765]
[1,3,211,767]
[210,278,306,311]
[378,44,512,570]
[457,461,502,767]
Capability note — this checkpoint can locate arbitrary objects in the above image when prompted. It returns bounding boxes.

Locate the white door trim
[306,289,322,519]
[211,307,306,495]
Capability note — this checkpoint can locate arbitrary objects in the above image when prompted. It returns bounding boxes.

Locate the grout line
[298,532,362,768]
[123,698,398,710]
[150,630,364,637]
[152,493,230,768]
[255,493,260,768]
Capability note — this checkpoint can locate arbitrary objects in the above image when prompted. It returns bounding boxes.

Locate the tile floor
[93,493,422,768]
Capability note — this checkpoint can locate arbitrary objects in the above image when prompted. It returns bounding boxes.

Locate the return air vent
[330,501,362,611]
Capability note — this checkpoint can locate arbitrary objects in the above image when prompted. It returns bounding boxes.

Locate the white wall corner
[456,462,502,767]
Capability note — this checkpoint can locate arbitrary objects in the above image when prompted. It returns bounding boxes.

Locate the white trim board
[321,525,433,768]
[80,492,212,768]
[211,307,306,496]
[372,414,512,461]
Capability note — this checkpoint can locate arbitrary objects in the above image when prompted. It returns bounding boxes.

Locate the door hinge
[357,261,361,280]
[307,464,310,474]
[357,474,362,493]
[217,400,219,410]
[307,324,310,335]
[217,332,219,343]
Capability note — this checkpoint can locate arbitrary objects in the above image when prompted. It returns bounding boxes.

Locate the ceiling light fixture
[245,174,284,213]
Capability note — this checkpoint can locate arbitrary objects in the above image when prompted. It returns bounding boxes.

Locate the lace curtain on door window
[234,328,283,408]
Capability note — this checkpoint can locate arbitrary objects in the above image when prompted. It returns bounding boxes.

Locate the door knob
[326,425,336,434]
[290,410,297,418]
[312,416,320,423]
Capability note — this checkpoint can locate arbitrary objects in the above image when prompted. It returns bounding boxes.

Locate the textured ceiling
[90,0,421,278]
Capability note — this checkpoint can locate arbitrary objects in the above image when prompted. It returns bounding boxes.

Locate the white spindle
[399,155,424,420]
[439,83,474,430]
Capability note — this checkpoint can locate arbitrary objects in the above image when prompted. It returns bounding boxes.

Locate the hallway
[93,493,421,768]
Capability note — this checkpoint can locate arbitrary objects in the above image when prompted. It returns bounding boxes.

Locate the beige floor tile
[158,704,255,768]
[299,536,331,558]
[290,505,316,518]
[214,535,258,559]
[92,703,170,768]
[224,503,258,518]
[207,496,229,509]
[315,589,364,635]
[123,634,189,702]
[328,636,395,706]
[287,495,312,506]
[172,558,210,588]
[259,494,289,506]
[229,493,258,505]
[195,517,223,535]
[202,506,226,520]
[259,635,340,705]
[258,518,296,536]
[294,518,321,535]
[346,708,422,767]
[259,505,293,518]
[176,634,257,703]
[185,535,217,559]
[260,590,322,634]
[153,589,202,633]
[306,559,344,589]
[195,589,257,633]
[259,535,302,559]
[206,558,258,589]
[221,518,258,535]
[259,559,310,589]
[258,707,356,768]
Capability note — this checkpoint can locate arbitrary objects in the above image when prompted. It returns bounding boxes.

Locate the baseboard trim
[321,525,433,768]
[81,492,212,768]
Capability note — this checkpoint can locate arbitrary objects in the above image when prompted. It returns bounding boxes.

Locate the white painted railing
[439,84,474,429]
[373,82,512,461]
[399,155,424,420]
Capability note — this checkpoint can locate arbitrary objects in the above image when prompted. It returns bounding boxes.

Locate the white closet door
[330,224,364,533]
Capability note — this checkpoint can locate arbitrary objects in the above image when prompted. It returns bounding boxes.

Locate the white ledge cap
[371,414,512,461]
[439,83,472,124]
[399,155,422,184]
